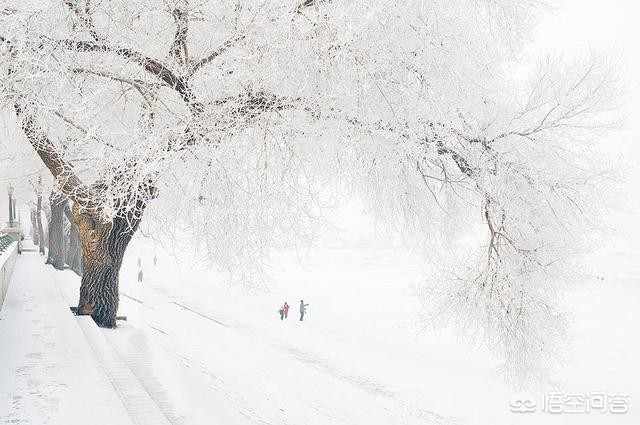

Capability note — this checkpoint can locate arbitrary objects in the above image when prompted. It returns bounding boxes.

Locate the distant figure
[283,302,290,319]
[137,257,142,267]
[153,256,158,266]
[137,269,144,283]
[299,300,309,321]
[278,305,285,321]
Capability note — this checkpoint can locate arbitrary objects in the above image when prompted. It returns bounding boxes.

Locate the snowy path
[0,252,456,425]
[1,252,257,424]
[5,260,459,424]
[2,246,638,424]
[0,252,133,424]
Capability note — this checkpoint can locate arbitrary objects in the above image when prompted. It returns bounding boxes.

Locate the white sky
[534,0,640,162]
[533,1,640,244]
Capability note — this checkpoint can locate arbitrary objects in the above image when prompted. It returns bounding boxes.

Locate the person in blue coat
[299,300,309,321]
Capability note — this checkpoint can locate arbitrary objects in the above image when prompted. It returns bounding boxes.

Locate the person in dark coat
[278,305,285,320]
[299,300,308,321]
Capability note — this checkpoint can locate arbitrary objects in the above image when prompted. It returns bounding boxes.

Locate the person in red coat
[283,302,290,319]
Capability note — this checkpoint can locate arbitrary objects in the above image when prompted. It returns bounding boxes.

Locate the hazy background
[534,0,640,249]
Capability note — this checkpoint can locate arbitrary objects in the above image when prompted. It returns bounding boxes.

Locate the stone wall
[0,242,18,311]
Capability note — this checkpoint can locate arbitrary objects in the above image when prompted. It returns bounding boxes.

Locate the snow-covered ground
[1,233,638,424]
[0,251,134,424]
[110,233,639,425]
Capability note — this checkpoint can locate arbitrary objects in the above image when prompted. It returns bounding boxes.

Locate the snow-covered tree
[0,0,620,382]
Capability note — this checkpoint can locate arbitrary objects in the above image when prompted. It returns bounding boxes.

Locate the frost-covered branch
[64,0,104,42]
[168,2,190,66]
[0,0,623,382]
[55,39,201,111]
[190,34,245,75]
[13,99,93,206]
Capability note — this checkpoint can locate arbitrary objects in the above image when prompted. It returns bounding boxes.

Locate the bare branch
[55,39,202,113]
[169,4,189,66]
[294,0,329,13]
[71,67,154,95]
[190,34,245,75]
[64,0,104,42]
[13,99,92,205]
[211,88,295,120]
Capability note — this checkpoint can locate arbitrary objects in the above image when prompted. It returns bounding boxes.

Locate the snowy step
[75,317,172,425]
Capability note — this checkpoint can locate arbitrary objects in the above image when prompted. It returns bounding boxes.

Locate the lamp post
[8,185,14,227]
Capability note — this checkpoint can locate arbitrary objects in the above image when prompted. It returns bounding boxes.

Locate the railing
[0,233,13,253]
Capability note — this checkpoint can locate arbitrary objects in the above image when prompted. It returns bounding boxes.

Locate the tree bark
[64,203,82,276]
[31,208,39,245]
[46,191,67,270]
[12,98,156,327]
[72,205,142,328]
[36,189,45,255]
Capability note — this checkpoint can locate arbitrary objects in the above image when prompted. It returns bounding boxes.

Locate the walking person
[278,304,285,321]
[283,302,290,319]
[137,269,144,283]
[299,300,309,321]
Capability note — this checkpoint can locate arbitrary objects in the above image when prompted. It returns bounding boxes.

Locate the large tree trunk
[46,191,67,270]
[64,203,82,276]
[72,205,141,328]
[36,190,45,255]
